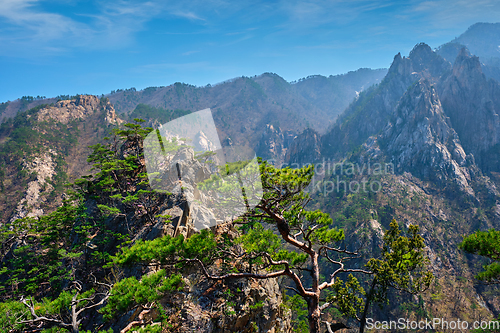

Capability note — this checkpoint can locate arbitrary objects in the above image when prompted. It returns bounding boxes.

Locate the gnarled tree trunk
[307,295,322,333]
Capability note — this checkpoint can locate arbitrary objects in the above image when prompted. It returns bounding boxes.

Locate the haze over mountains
[1,22,500,331]
[437,22,500,82]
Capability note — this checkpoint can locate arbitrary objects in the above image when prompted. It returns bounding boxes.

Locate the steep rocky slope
[439,48,500,173]
[319,43,450,160]
[380,78,474,194]
[283,42,500,325]
[0,95,121,225]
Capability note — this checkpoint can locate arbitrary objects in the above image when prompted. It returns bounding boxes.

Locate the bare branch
[19,296,72,329]
[319,245,358,256]
[285,286,301,295]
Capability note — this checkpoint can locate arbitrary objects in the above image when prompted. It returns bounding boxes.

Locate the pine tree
[459,229,500,284]
[111,159,433,333]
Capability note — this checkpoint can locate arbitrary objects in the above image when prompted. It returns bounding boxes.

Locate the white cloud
[171,11,206,21]
[0,0,219,56]
[408,0,500,27]
[0,0,89,42]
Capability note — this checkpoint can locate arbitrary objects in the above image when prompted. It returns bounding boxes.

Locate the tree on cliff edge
[112,159,433,333]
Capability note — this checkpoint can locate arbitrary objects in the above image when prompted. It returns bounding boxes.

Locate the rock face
[37,95,122,125]
[2,94,125,225]
[439,48,500,172]
[284,128,322,165]
[194,131,218,152]
[255,124,296,163]
[154,260,291,333]
[9,151,57,222]
[322,43,451,158]
[295,43,499,181]
[147,144,238,234]
[379,79,475,195]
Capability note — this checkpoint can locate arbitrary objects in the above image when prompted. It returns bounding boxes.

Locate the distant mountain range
[436,22,500,82]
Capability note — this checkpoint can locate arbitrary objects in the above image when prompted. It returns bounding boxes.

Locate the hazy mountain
[450,22,500,61]
[0,68,387,224]
[106,69,386,155]
[436,22,500,82]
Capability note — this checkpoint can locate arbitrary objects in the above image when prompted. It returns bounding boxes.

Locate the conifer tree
[460,229,500,284]
[111,159,433,333]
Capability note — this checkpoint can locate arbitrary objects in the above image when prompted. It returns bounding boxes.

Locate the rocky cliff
[255,124,296,164]
[0,95,122,225]
[380,79,475,195]
[439,48,500,173]
[37,95,122,125]
[320,43,451,161]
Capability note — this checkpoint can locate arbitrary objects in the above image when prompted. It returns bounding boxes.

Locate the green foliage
[101,270,183,319]
[75,119,167,228]
[459,229,500,284]
[56,94,80,101]
[0,200,87,297]
[282,294,308,333]
[236,223,308,268]
[128,103,191,124]
[133,325,162,333]
[366,220,433,303]
[0,301,29,332]
[328,274,366,319]
[0,286,109,333]
[110,229,218,267]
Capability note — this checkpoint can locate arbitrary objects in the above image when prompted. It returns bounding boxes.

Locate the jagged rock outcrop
[256,124,296,163]
[37,95,122,125]
[176,274,291,333]
[284,128,322,165]
[322,43,451,158]
[9,151,57,222]
[147,145,223,233]
[439,48,500,173]
[194,131,218,152]
[378,79,475,195]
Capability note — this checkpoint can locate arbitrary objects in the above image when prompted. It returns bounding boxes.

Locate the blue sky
[1,0,499,103]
